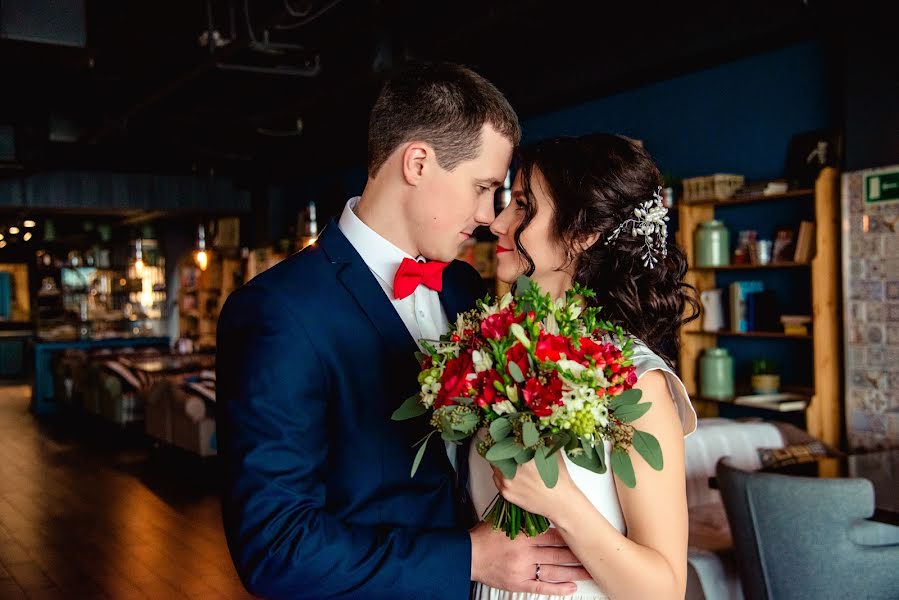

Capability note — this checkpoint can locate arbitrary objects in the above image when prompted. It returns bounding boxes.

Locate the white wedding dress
[468,341,697,600]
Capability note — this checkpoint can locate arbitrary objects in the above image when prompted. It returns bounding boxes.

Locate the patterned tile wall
[842,167,899,450]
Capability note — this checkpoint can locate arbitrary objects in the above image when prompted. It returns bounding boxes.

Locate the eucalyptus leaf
[489,417,511,442]
[568,438,606,474]
[613,402,652,423]
[610,389,642,410]
[522,422,539,448]
[534,446,559,488]
[514,447,536,464]
[514,275,536,297]
[633,430,664,470]
[507,361,526,383]
[452,396,473,406]
[547,432,571,457]
[391,394,426,421]
[410,432,435,477]
[452,411,479,433]
[441,429,469,442]
[486,437,523,461]
[611,448,636,488]
[492,458,518,479]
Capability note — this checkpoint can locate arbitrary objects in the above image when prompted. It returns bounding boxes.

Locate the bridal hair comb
[604,186,670,268]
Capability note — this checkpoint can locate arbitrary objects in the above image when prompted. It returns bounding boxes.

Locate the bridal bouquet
[392,277,663,539]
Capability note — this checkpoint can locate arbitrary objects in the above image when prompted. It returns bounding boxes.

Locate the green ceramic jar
[700,347,734,399]
[695,220,730,267]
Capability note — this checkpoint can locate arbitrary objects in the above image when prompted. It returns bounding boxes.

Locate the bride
[469,133,700,600]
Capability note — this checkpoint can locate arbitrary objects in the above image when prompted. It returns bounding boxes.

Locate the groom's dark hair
[367,61,520,177]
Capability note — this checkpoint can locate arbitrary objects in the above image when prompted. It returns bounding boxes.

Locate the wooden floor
[0,384,255,599]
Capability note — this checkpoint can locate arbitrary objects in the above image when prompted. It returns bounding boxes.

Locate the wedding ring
[535,564,541,581]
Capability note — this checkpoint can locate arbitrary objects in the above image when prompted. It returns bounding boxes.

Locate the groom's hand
[469,522,590,595]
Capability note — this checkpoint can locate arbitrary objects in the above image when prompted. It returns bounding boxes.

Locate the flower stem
[482,494,551,540]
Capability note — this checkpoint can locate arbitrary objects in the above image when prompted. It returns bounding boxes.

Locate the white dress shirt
[338,197,457,468]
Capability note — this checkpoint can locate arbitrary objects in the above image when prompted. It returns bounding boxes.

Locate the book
[793,220,816,263]
[734,393,808,412]
[729,281,765,332]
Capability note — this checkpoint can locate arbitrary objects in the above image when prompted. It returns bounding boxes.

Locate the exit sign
[865,169,899,204]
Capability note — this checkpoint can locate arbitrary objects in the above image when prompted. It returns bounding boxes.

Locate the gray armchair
[716,457,899,600]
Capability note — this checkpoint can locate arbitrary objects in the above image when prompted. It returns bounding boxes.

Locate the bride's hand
[492,452,576,520]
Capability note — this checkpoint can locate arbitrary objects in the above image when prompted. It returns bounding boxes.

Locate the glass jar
[700,347,734,399]
[695,220,730,267]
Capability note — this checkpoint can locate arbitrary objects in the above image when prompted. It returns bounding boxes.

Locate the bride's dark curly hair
[513,133,700,365]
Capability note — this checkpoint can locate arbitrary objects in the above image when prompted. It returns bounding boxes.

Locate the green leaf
[414,351,428,364]
[492,458,518,479]
[514,447,536,464]
[507,361,526,383]
[486,437,523,461]
[489,417,511,442]
[411,432,435,477]
[514,275,536,297]
[441,429,469,442]
[452,410,479,433]
[391,394,426,421]
[633,430,664,471]
[492,380,506,394]
[567,438,606,474]
[613,402,652,423]
[452,396,473,406]
[610,389,642,410]
[547,432,571,457]
[611,448,636,488]
[534,446,559,488]
[522,422,539,448]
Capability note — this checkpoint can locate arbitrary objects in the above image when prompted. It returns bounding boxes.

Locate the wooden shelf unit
[178,254,241,350]
[677,169,841,447]
[686,330,812,340]
[691,262,810,271]
[683,188,814,207]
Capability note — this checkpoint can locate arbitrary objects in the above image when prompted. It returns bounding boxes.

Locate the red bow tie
[393,257,449,300]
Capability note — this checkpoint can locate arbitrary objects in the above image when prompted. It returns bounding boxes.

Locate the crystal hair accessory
[605,186,670,268]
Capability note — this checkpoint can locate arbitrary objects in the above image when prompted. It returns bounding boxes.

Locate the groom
[217,62,587,599]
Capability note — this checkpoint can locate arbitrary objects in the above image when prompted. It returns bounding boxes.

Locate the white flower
[506,385,520,405]
[472,350,493,373]
[510,323,531,349]
[499,292,514,310]
[557,359,587,379]
[493,400,516,415]
[543,312,560,335]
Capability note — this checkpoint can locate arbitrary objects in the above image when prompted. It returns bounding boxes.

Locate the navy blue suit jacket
[216,220,486,599]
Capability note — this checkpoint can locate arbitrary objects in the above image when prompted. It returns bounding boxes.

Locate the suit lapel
[439,261,484,325]
[318,221,420,369]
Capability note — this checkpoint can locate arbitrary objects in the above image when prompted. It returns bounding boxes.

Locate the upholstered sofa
[684,418,787,600]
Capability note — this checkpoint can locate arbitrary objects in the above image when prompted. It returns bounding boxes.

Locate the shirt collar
[338,196,418,290]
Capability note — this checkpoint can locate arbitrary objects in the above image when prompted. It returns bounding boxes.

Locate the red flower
[626,368,638,387]
[473,370,503,407]
[573,338,604,363]
[435,352,475,408]
[480,308,524,340]
[535,332,573,362]
[505,343,530,379]
[522,374,563,417]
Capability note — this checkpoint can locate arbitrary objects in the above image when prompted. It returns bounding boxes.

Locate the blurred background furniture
[144,368,216,457]
[716,458,899,600]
